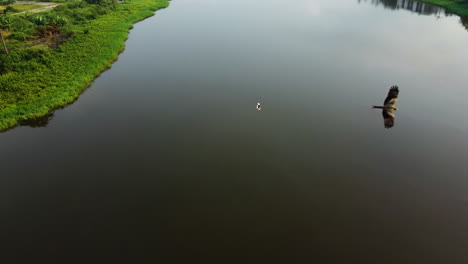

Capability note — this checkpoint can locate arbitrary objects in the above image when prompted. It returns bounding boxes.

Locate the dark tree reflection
[358,0,468,33]
[358,0,450,16]
[461,16,468,31]
[18,112,54,128]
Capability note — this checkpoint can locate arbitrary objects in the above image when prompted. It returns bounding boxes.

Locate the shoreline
[0,0,170,131]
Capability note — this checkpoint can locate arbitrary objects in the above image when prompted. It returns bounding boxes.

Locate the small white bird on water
[256,102,261,111]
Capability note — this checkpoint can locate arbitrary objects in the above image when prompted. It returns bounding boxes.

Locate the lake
[2,0,468,262]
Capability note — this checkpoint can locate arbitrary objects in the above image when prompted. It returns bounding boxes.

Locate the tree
[0,32,7,54]
[0,15,11,54]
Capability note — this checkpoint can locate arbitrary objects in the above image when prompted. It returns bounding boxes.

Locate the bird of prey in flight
[373,86,399,129]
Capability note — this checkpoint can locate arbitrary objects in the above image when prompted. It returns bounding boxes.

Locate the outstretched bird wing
[384,86,399,106]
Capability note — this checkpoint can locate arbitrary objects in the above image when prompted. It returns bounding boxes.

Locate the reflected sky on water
[2,0,468,263]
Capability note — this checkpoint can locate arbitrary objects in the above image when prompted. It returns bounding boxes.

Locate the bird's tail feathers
[372,105,384,109]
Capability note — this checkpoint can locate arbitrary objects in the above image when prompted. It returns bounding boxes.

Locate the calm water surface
[2,0,468,263]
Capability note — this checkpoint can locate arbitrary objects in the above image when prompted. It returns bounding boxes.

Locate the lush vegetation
[0,0,169,130]
[0,0,16,6]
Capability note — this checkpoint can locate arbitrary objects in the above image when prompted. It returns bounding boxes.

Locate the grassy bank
[0,0,169,131]
[417,0,468,16]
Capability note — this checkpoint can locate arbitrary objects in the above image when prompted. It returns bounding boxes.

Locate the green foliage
[0,49,47,73]
[65,0,90,9]
[3,6,19,14]
[30,15,46,26]
[0,0,16,6]
[84,0,117,8]
[0,0,170,130]
[0,15,12,30]
[52,15,67,27]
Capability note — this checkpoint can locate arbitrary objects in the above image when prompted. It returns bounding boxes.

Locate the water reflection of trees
[18,112,54,128]
[358,0,449,16]
[359,0,468,33]
[461,16,468,31]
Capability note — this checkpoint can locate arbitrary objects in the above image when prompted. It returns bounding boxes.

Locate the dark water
[2,0,468,263]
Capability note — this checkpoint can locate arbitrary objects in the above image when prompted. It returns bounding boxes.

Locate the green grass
[0,4,43,11]
[417,0,468,16]
[0,0,169,131]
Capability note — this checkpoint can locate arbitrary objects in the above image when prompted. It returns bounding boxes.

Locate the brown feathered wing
[382,86,399,129]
